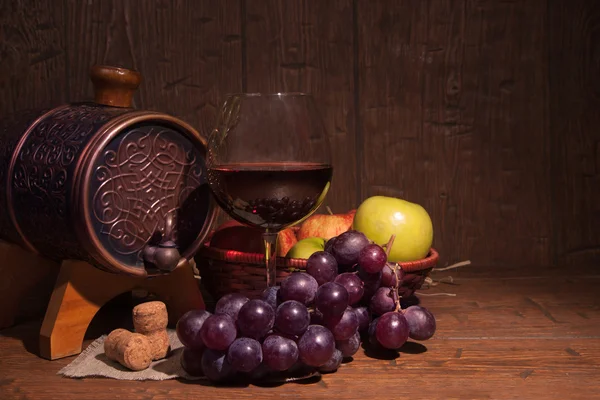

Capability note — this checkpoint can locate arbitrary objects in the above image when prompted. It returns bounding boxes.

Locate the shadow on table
[361,339,428,360]
[175,369,321,388]
[399,341,428,354]
[0,318,43,356]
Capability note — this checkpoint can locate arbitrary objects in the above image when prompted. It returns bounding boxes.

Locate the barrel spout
[142,213,182,273]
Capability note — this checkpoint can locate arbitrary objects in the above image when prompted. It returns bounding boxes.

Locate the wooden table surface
[1,265,599,400]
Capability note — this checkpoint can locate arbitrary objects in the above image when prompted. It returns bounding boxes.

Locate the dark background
[0,0,598,269]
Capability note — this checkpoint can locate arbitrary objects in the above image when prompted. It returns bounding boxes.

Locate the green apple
[286,237,326,259]
[352,196,433,262]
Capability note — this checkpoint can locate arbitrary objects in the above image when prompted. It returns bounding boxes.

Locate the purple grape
[236,299,275,340]
[226,338,262,373]
[201,349,234,382]
[309,308,324,325]
[381,263,399,287]
[280,272,318,306]
[215,293,249,321]
[315,282,349,318]
[358,268,382,301]
[297,325,336,367]
[324,307,359,340]
[261,286,281,310]
[370,287,396,316]
[404,306,437,340]
[368,317,380,346]
[176,309,211,350]
[375,311,410,349]
[331,230,370,267]
[336,330,361,357]
[306,251,338,285]
[324,237,337,254]
[180,347,205,376]
[275,300,310,336]
[262,334,299,371]
[318,349,343,373]
[358,244,387,273]
[334,273,364,305]
[354,306,371,333]
[199,314,237,351]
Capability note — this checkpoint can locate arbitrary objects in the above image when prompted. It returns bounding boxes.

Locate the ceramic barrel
[0,65,216,277]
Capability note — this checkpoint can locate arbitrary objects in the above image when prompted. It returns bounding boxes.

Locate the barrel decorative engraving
[0,109,46,247]
[87,124,209,268]
[10,104,130,265]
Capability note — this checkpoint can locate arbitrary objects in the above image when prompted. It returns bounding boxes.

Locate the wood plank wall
[0,0,598,269]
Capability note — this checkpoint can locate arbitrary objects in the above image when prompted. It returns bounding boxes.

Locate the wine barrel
[0,65,216,277]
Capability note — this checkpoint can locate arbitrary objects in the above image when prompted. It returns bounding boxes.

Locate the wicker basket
[196,234,439,301]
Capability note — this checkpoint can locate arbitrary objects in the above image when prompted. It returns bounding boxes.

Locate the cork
[103,328,130,360]
[145,329,171,360]
[132,301,168,333]
[104,329,153,371]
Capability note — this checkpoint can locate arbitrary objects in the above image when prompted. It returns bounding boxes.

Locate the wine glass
[206,93,332,288]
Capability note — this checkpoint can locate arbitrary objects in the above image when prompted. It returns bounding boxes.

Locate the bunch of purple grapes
[311,230,437,352]
[176,230,437,383]
[176,283,345,382]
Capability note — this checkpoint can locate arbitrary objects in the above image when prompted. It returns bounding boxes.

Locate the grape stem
[392,263,402,312]
[384,234,403,313]
[391,280,401,312]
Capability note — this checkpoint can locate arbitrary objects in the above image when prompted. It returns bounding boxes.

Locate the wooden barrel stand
[39,258,205,360]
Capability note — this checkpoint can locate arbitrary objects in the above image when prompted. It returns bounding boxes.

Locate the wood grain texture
[0,341,598,400]
[244,0,357,213]
[1,267,599,399]
[356,0,550,267]
[65,0,242,138]
[422,275,600,339]
[0,0,598,273]
[550,0,600,267]
[0,0,66,113]
[65,0,135,103]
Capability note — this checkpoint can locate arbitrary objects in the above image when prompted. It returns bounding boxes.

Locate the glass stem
[263,232,279,287]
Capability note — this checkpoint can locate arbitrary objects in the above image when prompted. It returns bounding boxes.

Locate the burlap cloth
[58,329,200,381]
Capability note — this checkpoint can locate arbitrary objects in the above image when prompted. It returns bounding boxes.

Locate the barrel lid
[75,112,216,276]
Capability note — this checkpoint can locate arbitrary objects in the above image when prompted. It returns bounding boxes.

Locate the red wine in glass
[207,93,332,288]
[208,162,332,231]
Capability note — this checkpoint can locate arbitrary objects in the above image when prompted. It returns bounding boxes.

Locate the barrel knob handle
[89,65,142,108]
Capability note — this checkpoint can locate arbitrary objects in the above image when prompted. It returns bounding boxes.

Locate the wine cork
[104,329,153,371]
[145,329,171,360]
[132,301,168,333]
[104,328,130,360]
